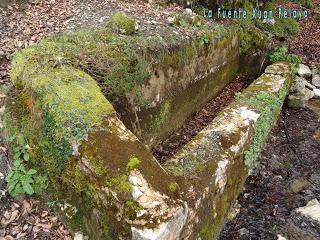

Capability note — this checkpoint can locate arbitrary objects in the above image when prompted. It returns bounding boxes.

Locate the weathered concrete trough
[4,19,291,239]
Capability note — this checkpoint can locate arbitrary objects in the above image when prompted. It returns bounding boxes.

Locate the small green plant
[168,181,178,192]
[302,0,313,9]
[46,200,59,208]
[269,47,301,75]
[126,156,141,171]
[6,159,47,197]
[199,35,209,46]
[6,135,47,197]
[269,46,288,62]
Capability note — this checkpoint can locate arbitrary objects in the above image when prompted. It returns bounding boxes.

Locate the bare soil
[219,104,320,240]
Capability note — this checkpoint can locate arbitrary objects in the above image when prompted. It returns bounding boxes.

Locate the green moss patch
[238,20,269,55]
[108,12,136,35]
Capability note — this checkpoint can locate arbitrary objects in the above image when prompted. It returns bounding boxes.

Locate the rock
[288,88,313,108]
[312,75,320,88]
[263,18,275,25]
[310,174,320,185]
[288,93,306,108]
[167,16,175,24]
[298,64,312,79]
[314,89,320,98]
[74,232,84,240]
[303,88,315,100]
[304,80,316,90]
[238,227,249,236]
[295,199,320,224]
[290,76,305,93]
[290,76,315,93]
[184,8,193,15]
[290,179,309,193]
[311,64,319,76]
[277,235,287,240]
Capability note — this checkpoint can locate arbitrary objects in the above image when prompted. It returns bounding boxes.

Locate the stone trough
[4,20,291,239]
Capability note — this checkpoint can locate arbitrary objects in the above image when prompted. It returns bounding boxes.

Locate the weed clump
[269,46,301,75]
[257,18,300,39]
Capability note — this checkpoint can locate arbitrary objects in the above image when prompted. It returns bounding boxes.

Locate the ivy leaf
[19,164,27,173]
[13,183,24,197]
[11,172,21,181]
[22,182,34,195]
[23,152,30,161]
[6,171,13,181]
[14,159,21,167]
[8,181,17,192]
[27,169,37,175]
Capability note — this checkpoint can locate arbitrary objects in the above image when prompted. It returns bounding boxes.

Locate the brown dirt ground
[219,103,320,240]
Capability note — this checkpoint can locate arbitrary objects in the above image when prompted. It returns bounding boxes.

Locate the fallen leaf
[21,200,32,216]
[1,210,19,226]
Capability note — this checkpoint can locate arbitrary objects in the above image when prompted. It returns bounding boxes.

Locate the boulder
[304,88,315,100]
[290,76,305,93]
[288,88,315,106]
[298,64,312,79]
[304,80,316,90]
[288,94,306,108]
[312,75,320,88]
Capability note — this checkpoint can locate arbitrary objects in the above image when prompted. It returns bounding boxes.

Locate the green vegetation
[5,135,47,197]
[167,181,178,192]
[301,0,313,9]
[108,12,136,35]
[257,18,300,39]
[126,156,141,171]
[269,46,301,74]
[238,20,268,54]
[243,86,287,169]
[172,13,203,27]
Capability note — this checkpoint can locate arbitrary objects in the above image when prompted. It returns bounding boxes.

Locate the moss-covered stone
[238,20,270,55]
[108,12,136,35]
